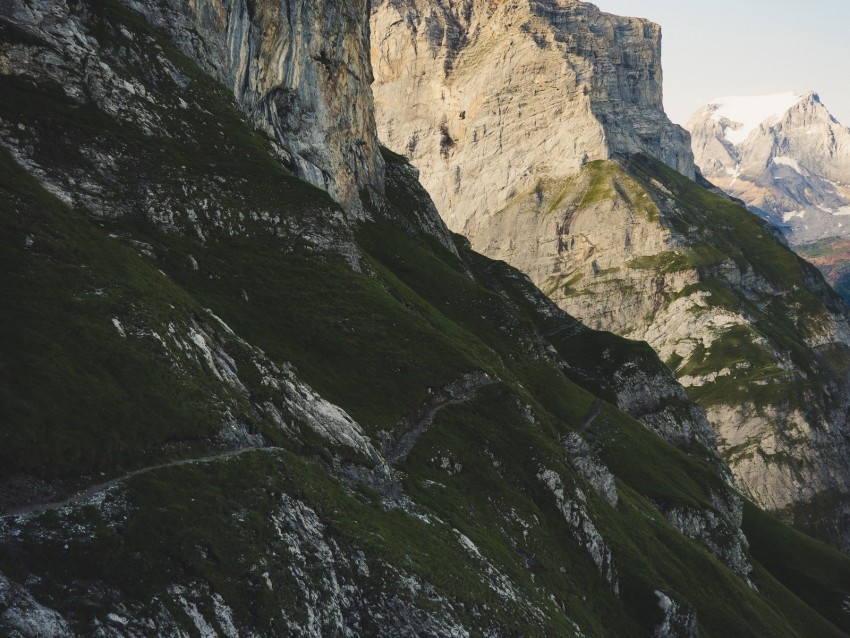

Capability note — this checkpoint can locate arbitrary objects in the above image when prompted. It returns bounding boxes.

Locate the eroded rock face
[369,0,850,551]
[652,591,697,638]
[370,0,693,232]
[472,153,850,551]
[0,0,364,264]
[124,0,385,213]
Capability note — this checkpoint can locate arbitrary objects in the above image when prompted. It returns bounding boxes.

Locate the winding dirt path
[1,446,280,520]
[578,399,603,433]
[385,371,496,464]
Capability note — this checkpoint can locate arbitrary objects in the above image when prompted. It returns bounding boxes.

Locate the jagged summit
[704,91,811,144]
[687,90,850,250]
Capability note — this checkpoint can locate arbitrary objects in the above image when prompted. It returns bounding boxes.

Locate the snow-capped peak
[709,92,806,145]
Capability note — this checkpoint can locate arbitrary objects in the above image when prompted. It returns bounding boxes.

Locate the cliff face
[370,0,694,232]
[370,1,850,551]
[0,0,770,633]
[122,0,385,213]
[7,0,850,634]
[462,151,850,549]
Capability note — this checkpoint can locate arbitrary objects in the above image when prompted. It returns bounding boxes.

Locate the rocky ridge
[2,0,850,635]
[370,0,693,232]
[370,1,850,551]
[686,91,850,299]
[687,92,850,246]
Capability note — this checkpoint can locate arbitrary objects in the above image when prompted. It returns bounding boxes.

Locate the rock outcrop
[370,1,850,551]
[370,0,693,232]
[121,0,385,213]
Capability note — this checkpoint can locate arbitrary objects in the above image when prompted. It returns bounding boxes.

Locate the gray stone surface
[370,0,694,233]
[123,0,385,214]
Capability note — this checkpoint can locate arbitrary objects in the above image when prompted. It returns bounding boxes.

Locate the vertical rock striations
[370,0,693,231]
[124,0,385,213]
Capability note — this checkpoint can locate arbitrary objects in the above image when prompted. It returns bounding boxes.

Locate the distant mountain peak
[705,92,807,145]
[687,89,850,287]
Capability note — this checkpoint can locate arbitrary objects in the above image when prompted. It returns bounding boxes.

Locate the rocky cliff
[4,0,850,635]
[370,0,694,232]
[120,0,386,213]
[370,1,850,552]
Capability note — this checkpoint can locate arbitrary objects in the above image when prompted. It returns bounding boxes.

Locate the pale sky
[592,0,850,126]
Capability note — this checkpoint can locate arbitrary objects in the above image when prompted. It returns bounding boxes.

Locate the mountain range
[3,0,850,636]
[686,91,850,298]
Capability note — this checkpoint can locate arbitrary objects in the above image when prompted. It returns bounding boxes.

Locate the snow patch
[772,156,808,176]
[710,92,803,145]
[111,318,126,338]
[782,210,806,223]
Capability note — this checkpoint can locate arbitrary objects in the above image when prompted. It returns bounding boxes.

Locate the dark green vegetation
[0,149,227,479]
[743,498,850,632]
[490,147,850,553]
[3,0,850,635]
[623,154,850,413]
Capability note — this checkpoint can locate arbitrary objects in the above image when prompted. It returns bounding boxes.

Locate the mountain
[686,92,850,297]
[370,0,850,553]
[4,0,850,635]
[370,0,694,233]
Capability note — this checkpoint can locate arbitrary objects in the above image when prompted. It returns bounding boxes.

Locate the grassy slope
[1,1,850,634]
[624,154,850,411]
[6,151,845,633]
[743,499,850,633]
[0,148,230,478]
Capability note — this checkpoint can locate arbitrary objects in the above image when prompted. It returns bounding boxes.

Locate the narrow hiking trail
[1,446,282,520]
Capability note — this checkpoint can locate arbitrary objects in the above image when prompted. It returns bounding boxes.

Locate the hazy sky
[593,0,850,126]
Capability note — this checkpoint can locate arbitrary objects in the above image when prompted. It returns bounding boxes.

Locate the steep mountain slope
[4,0,850,636]
[686,92,850,298]
[687,92,850,245]
[370,0,694,232]
[369,0,850,552]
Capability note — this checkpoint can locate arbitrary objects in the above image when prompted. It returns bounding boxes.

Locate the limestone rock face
[467,152,850,551]
[370,0,850,551]
[370,0,694,232]
[687,92,850,246]
[125,0,385,212]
